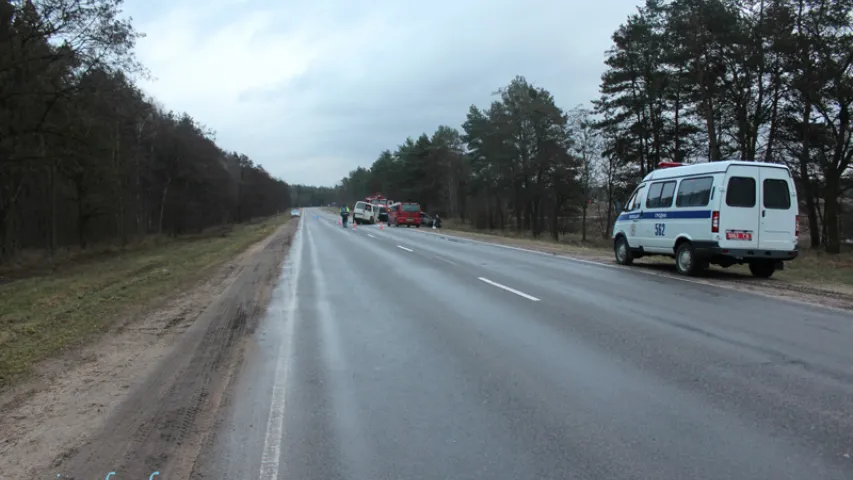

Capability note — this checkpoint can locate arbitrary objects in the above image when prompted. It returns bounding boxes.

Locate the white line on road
[258,218,304,479]
[367,233,375,238]
[397,245,413,252]
[478,277,540,302]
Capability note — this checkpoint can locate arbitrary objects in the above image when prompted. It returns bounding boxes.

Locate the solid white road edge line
[397,245,413,252]
[415,228,852,314]
[258,218,304,479]
[478,277,540,302]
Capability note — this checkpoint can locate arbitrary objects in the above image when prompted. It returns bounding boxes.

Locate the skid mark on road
[434,256,459,266]
[478,277,540,302]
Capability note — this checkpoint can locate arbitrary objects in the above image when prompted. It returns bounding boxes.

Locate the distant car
[290,209,301,217]
[420,212,434,227]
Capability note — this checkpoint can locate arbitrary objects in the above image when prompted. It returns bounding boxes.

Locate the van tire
[614,236,634,266]
[748,260,776,278]
[675,242,701,276]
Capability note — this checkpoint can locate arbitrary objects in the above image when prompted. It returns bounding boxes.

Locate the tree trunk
[159,175,171,234]
[47,159,57,262]
[823,179,841,254]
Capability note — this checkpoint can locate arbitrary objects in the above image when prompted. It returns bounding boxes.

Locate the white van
[611,160,799,278]
[353,201,375,224]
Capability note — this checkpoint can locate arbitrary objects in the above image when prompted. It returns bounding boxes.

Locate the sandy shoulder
[0,219,299,479]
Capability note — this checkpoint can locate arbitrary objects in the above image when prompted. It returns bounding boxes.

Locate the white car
[290,208,301,218]
[352,201,375,224]
[612,160,798,278]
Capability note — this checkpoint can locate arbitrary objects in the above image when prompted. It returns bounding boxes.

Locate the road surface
[194,208,853,480]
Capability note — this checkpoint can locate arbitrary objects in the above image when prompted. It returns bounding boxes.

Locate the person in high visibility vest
[340,204,350,226]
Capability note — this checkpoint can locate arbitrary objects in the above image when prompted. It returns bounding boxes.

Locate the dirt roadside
[413,227,853,311]
[0,217,300,479]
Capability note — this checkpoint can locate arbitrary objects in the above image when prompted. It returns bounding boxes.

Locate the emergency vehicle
[365,193,392,208]
[611,160,799,278]
[365,193,393,223]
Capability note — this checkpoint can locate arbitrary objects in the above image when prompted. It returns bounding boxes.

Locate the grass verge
[0,215,291,387]
[436,219,853,290]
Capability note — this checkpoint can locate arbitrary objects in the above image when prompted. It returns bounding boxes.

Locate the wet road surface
[194,208,853,480]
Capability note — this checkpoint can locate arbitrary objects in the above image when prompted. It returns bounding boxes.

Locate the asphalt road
[193,208,853,480]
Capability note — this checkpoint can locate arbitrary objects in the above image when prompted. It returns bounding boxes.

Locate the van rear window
[676,177,713,207]
[726,177,756,208]
[401,204,420,212]
[763,179,791,209]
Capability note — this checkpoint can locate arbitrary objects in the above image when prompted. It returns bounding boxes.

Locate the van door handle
[762,210,766,218]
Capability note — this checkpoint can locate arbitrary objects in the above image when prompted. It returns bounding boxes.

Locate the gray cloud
[125,0,640,186]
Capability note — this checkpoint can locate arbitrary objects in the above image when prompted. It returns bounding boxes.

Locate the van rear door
[758,166,797,251]
[719,165,760,250]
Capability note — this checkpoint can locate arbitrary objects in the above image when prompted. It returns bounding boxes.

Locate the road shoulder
[0,218,299,479]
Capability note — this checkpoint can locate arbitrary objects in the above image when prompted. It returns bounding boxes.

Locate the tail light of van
[711,211,720,233]
[795,215,799,237]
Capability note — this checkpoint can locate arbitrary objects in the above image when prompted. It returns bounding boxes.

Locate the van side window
[763,179,791,209]
[646,181,676,209]
[726,177,756,207]
[645,183,662,208]
[676,177,713,207]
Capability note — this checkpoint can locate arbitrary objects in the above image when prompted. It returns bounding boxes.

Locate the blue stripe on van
[616,210,712,222]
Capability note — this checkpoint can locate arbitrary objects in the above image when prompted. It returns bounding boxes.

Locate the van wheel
[416,224,421,228]
[748,260,776,278]
[675,242,702,276]
[614,237,634,266]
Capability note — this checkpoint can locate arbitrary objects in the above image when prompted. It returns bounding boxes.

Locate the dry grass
[0,215,289,386]
[721,248,853,287]
[437,219,853,289]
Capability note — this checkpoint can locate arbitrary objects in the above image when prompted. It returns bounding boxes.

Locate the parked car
[290,208,301,218]
[611,160,798,278]
[353,201,376,224]
[389,202,422,227]
[375,205,389,223]
[420,212,434,227]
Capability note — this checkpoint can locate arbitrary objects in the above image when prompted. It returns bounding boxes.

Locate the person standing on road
[340,204,350,226]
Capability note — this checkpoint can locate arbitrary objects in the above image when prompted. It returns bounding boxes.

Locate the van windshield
[401,204,420,213]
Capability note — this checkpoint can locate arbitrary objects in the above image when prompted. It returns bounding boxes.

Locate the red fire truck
[366,193,392,222]
[365,193,393,207]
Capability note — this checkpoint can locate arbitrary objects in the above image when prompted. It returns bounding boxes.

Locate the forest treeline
[0,0,292,265]
[301,0,853,254]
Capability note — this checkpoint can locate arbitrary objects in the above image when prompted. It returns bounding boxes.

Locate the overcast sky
[122,0,640,187]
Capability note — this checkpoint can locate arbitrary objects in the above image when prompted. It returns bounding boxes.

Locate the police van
[611,160,799,278]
